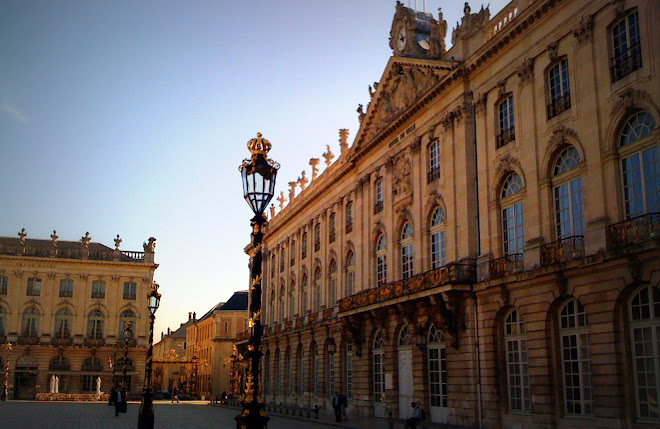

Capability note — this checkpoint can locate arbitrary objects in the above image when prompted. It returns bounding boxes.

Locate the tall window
[329,259,338,306]
[0,276,8,295]
[547,58,571,119]
[27,277,41,296]
[346,343,353,398]
[264,351,270,394]
[289,279,296,318]
[313,267,322,312]
[298,345,304,394]
[501,174,525,255]
[91,280,105,298]
[428,324,447,408]
[373,330,385,402]
[21,306,40,338]
[314,224,321,252]
[504,309,530,412]
[400,222,414,280]
[311,343,319,395]
[428,139,441,183]
[0,307,6,337]
[302,232,308,259]
[290,241,296,266]
[346,251,355,297]
[629,285,660,420]
[619,111,658,218]
[374,179,384,214]
[346,202,354,232]
[278,283,285,321]
[87,309,104,339]
[497,95,515,147]
[559,298,593,415]
[118,310,136,339]
[279,247,285,272]
[270,254,276,278]
[376,234,387,286]
[329,213,336,243]
[59,279,74,297]
[54,308,73,339]
[269,292,275,325]
[327,347,335,395]
[430,207,447,269]
[286,348,293,395]
[123,282,137,300]
[301,273,308,315]
[611,10,641,82]
[275,349,281,395]
[554,147,584,238]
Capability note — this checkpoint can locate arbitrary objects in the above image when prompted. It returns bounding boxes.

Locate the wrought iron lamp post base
[234,399,269,429]
[137,387,155,429]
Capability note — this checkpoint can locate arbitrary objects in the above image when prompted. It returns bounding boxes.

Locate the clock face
[397,27,407,52]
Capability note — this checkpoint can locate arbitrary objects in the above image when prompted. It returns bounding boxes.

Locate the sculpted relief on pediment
[366,63,441,142]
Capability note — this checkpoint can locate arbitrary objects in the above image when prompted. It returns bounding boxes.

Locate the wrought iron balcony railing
[427,168,441,184]
[59,291,73,298]
[496,127,515,148]
[489,253,524,280]
[26,289,41,296]
[541,235,584,266]
[611,44,642,82]
[51,338,73,346]
[18,336,40,345]
[84,338,105,347]
[374,202,384,215]
[547,93,571,119]
[608,212,660,249]
[91,292,105,299]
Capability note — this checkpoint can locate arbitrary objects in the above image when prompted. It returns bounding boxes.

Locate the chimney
[167,327,171,335]
[161,332,164,341]
[193,312,197,321]
[188,312,192,321]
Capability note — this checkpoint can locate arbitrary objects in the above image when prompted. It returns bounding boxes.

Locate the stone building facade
[152,312,194,394]
[255,1,660,428]
[0,231,158,399]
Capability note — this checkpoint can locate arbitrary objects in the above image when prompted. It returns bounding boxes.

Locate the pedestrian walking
[120,387,127,413]
[172,386,179,403]
[114,388,122,416]
[331,391,342,422]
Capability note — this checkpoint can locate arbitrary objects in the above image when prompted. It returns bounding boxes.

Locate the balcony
[489,253,524,280]
[84,338,105,347]
[547,93,571,119]
[608,213,660,249]
[496,127,515,148]
[427,167,441,184]
[18,336,40,345]
[123,294,136,300]
[374,202,384,215]
[51,338,73,346]
[59,291,73,298]
[611,44,642,82]
[26,289,41,297]
[541,236,584,265]
[91,292,105,299]
[338,262,475,313]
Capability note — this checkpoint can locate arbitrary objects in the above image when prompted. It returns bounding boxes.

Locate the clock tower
[389,1,448,59]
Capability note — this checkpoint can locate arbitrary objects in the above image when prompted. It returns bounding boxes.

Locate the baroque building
[0,230,158,399]
[253,1,660,428]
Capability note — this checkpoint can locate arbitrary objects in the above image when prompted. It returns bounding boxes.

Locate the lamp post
[1,342,12,401]
[138,282,161,429]
[236,132,279,429]
[122,321,132,389]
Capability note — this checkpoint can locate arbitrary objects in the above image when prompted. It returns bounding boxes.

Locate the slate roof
[219,291,248,311]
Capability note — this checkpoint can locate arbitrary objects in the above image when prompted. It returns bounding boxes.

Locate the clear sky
[0,0,509,338]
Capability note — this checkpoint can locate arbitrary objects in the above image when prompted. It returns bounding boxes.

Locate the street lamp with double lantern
[138,282,161,429]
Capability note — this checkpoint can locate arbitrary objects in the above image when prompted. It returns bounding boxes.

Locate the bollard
[314,404,320,419]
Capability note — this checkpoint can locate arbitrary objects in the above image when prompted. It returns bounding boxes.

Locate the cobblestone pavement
[0,400,404,429]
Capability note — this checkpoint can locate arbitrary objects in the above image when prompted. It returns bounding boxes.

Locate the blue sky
[0,0,509,337]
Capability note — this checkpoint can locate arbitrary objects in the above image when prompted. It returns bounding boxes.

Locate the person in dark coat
[109,386,117,406]
[331,391,342,422]
[120,387,127,413]
[114,388,122,416]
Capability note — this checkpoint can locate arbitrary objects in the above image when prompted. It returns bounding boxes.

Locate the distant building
[253,0,660,428]
[0,230,157,398]
[152,312,195,394]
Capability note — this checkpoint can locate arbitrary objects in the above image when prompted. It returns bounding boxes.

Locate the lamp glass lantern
[327,342,336,355]
[147,288,161,317]
[415,330,426,350]
[239,133,279,215]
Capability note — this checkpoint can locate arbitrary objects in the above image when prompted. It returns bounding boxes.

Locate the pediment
[350,57,453,159]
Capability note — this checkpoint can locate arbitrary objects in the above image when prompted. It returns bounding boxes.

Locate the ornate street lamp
[236,132,279,429]
[138,282,161,429]
[109,339,119,405]
[122,321,132,389]
[1,342,12,401]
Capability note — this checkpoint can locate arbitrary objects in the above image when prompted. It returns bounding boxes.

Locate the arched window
[619,111,658,218]
[289,279,296,319]
[329,259,338,306]
[375,179,384,214]
[428,324,447,408]
[400,222,414,280]
[345,342,353,398]
[629,285,660,420]
[285,347,293,395]
[497,94,515,147]
[346,251,355,297]
[430,207,446,269]
[300,273,308,315]
[327,343,335,395]
[346,202,354,232]
[373,330,385,402]
[87,309,104,340]
[54,308,73,339]
[274,349,281,395]
[428,139,441,183]
[0,306,6,337]
[313,267,322,312]
[559,298,592,415]
[22,306,40,338]
[398,325,410,346]
[118,310,136,340]
[311,342,319,395]
[611,9,641,82]
[553,147,584,238]
[376,234,387,286]
[501,173,525,255]
[49,355,71,371]
[504,309,530,412]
